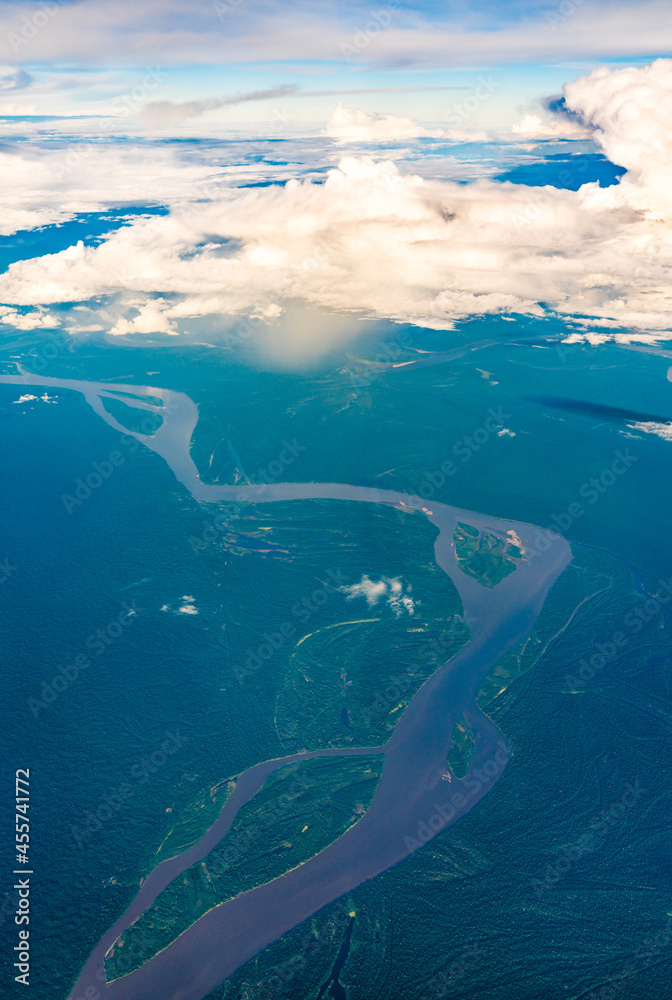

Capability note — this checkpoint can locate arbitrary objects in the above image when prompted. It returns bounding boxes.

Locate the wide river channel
[0,369,572,1000]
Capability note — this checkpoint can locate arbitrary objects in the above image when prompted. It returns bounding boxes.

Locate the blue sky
[0,0,669,123]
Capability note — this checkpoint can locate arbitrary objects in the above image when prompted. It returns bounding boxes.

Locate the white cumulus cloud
[340,575,416,616]
[564,58,672,218]
[511,113,592,141]
[326,103,446,142]
[0,61,671,350]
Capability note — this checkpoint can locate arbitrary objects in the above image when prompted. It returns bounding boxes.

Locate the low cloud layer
[0,141,223,236]
[0,61,671,349]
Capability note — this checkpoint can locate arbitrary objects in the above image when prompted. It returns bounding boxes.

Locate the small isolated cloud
[161,596,199,615]
[0,66,32,91]
[325,103,446,142]
[340,575,415,616]
[178,595,198,615]
[141,85,299,127]
[11,392,55,404]
[626,421,672,441]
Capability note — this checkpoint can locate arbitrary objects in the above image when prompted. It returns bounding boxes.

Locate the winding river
[0,368,572,1000]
